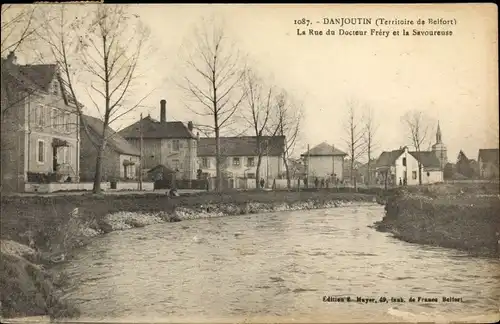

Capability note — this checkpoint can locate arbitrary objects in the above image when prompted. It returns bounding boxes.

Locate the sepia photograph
[0,3,499,323]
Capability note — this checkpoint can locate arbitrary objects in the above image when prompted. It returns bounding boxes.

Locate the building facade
[300,142,347,182]
[197,136,286,187]
[478,148,499,179]
[119,99,198,180]
[80,115,141,182]
[1,52,80,192]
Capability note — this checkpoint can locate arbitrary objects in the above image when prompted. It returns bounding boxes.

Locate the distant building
[79,115,140,182]
[431,121,448,170]
[477,148,499,179]
[300,142,347,182]
[375,146,443,186]
[197,136,286,181]
[1,52,80,192]
[119,99,198,180]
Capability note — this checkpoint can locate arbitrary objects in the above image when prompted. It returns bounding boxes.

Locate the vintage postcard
[1,3,498,324]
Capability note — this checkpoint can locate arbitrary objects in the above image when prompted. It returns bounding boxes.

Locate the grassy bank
[0,188,378,319]
[375,182,500,257]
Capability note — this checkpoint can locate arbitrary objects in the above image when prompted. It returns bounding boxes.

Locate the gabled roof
[197,136,285,157]
[1,58,77,107]
[300,142,347,156]
[478,148,499,165]
[119,116,196,139]
[81,115,140,156]
[409,151,442,170]
[375,148,405,168]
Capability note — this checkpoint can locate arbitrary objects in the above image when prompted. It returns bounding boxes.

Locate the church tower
[431,121,448,170]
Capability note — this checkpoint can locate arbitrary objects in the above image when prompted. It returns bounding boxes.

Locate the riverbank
[375,182,500,257]
[0,189,378,319]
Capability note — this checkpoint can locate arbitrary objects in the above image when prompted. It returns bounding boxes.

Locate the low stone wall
[375,186,500,256]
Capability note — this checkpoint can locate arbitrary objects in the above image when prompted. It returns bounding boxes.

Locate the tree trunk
[256,154,262,190]
[215,128,222,192]
[418,162,422,185]
[283,154,291,189]
[92,143,105,194]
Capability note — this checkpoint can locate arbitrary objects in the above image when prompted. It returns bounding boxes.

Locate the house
[79,115,140,182]
[375,123,446,186]
[197,136,286,182]
[478,148,499,179]
[375,146,443,186]
[119,99,198,180]
[1,52,80,192]
[300,142,347,182]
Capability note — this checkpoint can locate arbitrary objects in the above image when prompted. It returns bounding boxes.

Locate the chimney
[6,51,17,65]
[160,99,166,123]
[188,121,193,131]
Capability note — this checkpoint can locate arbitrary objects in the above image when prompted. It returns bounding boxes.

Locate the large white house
[375,125,446,186]
[197,136,285,188]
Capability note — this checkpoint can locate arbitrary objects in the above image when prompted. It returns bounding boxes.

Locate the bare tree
[1,4,37,56]
[272,90,302,189]
[401,110,434,185]
[177,16,246,192]
[363,106,378,185]
[38,4,153,193]
[343,99,366,190]
[240,68,275,188]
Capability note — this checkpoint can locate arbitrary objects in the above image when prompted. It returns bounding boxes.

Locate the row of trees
[2,6,302,193]
[177,17,302,191]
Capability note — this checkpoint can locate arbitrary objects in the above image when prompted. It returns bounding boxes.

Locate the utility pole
[139,113,143,191]
[306,144,310,188]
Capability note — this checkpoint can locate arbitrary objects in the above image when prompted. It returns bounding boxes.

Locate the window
[402,157,407,167]
[172,140,180,151]
[37,140,45,163]
[247,157,255,167]
[247,173,255,179]
[202,157,209,168]
[35,105,45,126]
[427,172,430,177]
[51,109,57,128]
[52,81,59,95]
[412,171,417,180]
[64,112,71,132]
[233,157,240,167]
[172,159,179,170]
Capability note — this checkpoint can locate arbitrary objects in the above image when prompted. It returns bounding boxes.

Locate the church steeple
[436,121,442,144]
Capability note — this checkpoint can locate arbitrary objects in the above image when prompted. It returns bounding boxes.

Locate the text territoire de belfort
[320,17,456,28]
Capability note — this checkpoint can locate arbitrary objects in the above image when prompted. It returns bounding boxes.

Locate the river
[61,205,500,323]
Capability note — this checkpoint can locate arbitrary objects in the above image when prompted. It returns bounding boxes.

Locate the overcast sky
[9,4,499,161]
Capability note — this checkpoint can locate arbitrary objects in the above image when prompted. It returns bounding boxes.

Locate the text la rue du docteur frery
[294,17,457,37]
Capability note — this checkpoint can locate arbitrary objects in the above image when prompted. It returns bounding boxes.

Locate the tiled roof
[409,151,442,170]
[119,116,196,139]
[300,142,347,156]
[82,115,140,156]
[1,59,77,106]
[375,149,405,168]
[478,148,499,165]
[197,136,286,157]
[18,64,57,92]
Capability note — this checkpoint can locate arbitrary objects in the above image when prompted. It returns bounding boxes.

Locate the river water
[61,205,500,323]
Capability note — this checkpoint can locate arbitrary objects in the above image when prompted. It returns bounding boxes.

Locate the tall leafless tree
[343,99,366,190]
[240,68,275,188]
[363,106,378,185]
[401,109,433,185]
[1,4,37,56]
[272,90,302,189]
[177,16,246,192]
[39,4,153,193]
